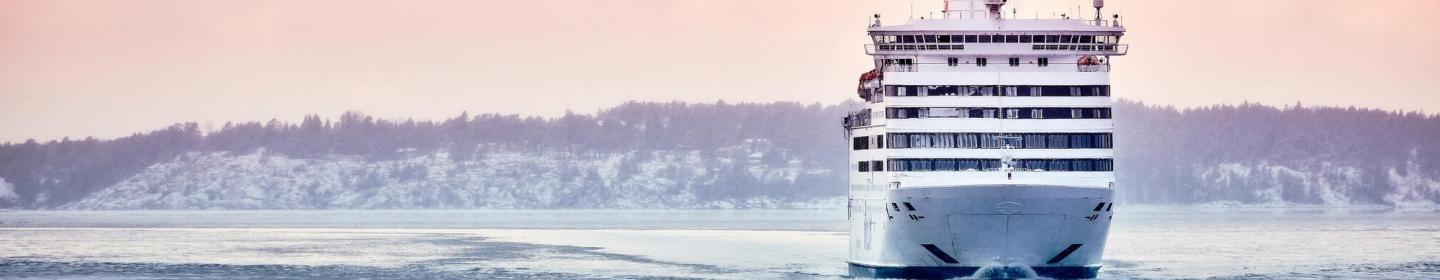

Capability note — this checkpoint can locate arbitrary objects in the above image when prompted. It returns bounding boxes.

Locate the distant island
[0,100,1436,209]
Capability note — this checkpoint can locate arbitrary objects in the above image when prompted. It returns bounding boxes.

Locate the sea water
[0,207,1436,279]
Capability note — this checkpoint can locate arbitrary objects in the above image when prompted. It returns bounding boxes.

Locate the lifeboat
[857,69,882,99]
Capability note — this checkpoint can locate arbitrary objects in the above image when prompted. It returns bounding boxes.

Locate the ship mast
[941,0,1005,20]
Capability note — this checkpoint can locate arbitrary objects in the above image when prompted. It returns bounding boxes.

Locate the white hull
[849,185,1113,278]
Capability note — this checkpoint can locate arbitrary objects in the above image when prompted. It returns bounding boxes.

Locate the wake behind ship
[843,0,1127,278]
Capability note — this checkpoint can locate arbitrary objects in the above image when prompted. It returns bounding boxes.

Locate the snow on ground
[0,177,18,205]
[62,148,837,210]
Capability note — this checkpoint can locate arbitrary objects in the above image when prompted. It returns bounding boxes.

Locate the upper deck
[865,19,1127,57]
[864,0,1128,58]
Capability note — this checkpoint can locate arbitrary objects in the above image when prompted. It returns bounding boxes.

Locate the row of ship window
[852,133,1114,150]
[873,34,1121,45]
[887,107,1112,119]
[874,44,1121,52]
[856,158,1115,172]
[888,85,1110,97]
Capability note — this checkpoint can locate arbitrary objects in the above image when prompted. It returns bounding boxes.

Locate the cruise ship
[842,0,1127,278]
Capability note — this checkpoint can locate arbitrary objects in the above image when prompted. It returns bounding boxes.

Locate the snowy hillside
[63,146,839,210]
[1121,160,1440,207]
[5,100,1440,209]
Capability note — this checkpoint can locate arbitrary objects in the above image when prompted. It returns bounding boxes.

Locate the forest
[1,100,1436,209]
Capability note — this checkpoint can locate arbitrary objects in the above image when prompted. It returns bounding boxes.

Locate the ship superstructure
[843,0,1127,278]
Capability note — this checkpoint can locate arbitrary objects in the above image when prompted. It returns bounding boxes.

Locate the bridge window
[976,57,988,66]
[948,57,959,66]
[1038,58,1049,67]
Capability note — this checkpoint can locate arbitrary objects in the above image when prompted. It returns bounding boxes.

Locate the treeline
[1114,100,1440,204]
[0,101,853,208]
[2,100,1438,209]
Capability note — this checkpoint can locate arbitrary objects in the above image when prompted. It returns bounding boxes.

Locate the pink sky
[2,0,1438,142]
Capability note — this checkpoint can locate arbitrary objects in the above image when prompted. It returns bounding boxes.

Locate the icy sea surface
[0,208,1437,279]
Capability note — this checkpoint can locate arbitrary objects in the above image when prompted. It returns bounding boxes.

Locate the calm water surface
[0,207,1437,279]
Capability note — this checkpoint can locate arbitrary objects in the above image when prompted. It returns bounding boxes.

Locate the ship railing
[842,109,873,129]
[1029,44,1128,55]
[868,43,1127,55]
[865,43,967,55]
[1078,64,1111,72]
[881,64,917,72]
[1082,19,1122,27]
[880,63,1111,73]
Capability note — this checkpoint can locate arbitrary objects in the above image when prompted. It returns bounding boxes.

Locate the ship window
[859,161,870,172]
[1005,35,1019,43]
[876,135,885,148]
[978,35,991,43]
[991,34,1004,43]
[978,86,995,96]
[923,35,937,43]
[938,35,952,43]
[1038,57,1049,67]
[1045,35,1059,43]
[964,35,978,43]
[872,160,884,171]
[1080,35,1094,43]
[948,57,959,66]
[1060,35,1073,43]
[976,57,988,66]
[887,133,1114,149]
[1019,35,1032,43]
[1008,57,1020,66]
[853,137,868,150]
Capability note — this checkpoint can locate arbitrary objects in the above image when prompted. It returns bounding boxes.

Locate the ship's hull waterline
[850,185,1114,279]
